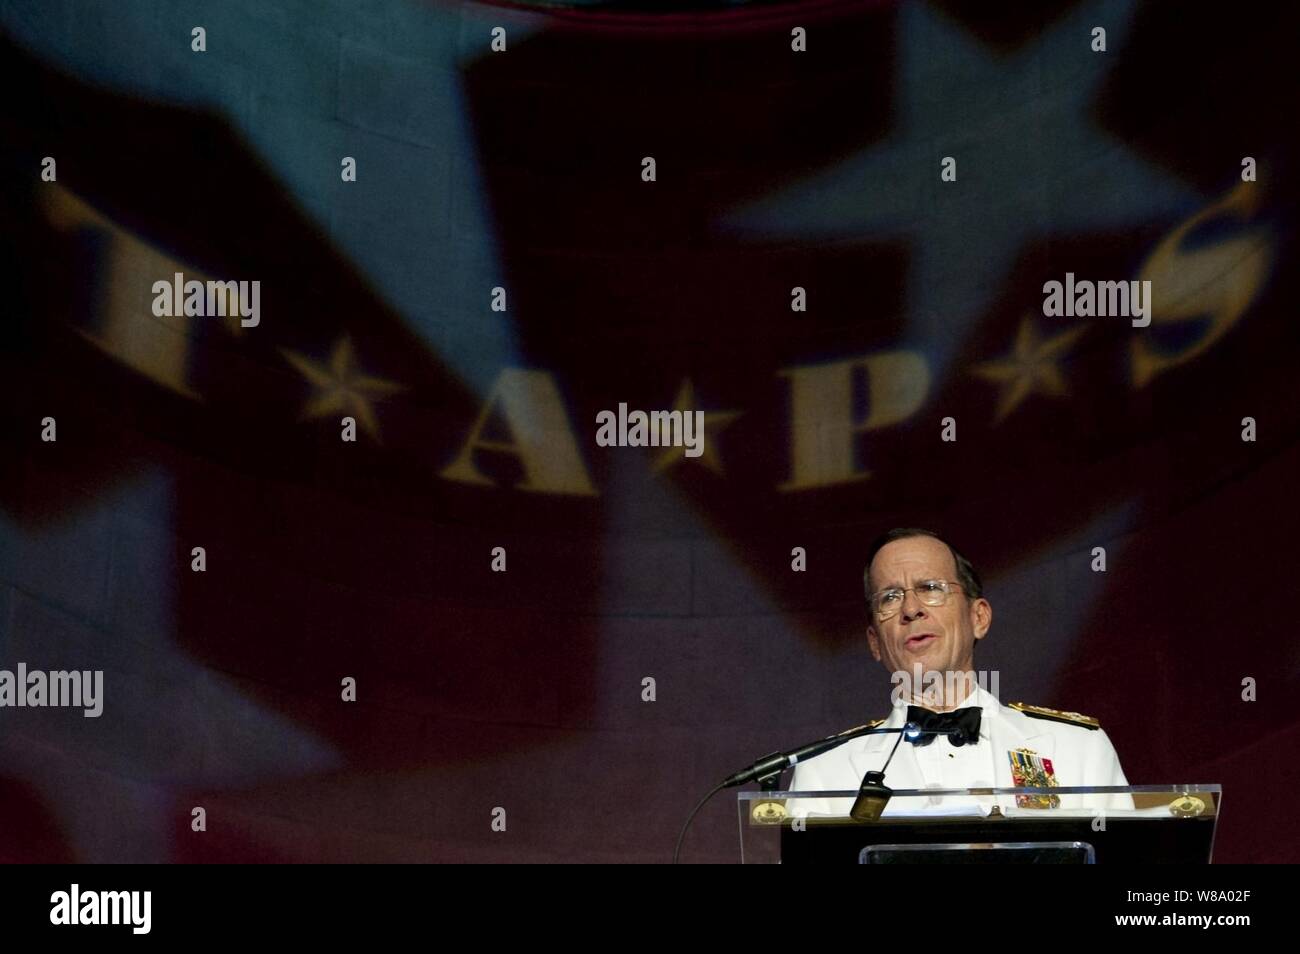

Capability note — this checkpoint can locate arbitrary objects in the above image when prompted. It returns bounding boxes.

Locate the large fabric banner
[0,0,1295,863]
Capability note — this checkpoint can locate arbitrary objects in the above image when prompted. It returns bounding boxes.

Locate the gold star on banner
[971,316,1086,423]
[653,380,742,475]
[280,336,404,441]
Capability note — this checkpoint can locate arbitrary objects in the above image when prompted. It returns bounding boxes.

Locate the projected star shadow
[717,0,1198,381]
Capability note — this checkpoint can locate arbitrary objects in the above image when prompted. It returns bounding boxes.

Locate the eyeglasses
[869,580,964,620]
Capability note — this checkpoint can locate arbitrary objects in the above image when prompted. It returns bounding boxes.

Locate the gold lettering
[778,351,929,491]
[45,187,210,397]
[440,369,597,495]
[1132,182,1272,387]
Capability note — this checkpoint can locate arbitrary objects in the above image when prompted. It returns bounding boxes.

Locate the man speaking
[789,528,1131,815]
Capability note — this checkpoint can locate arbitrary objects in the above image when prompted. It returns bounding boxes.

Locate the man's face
[866,536,991,680]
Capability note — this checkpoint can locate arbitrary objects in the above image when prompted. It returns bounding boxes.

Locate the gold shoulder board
[837,717,886,736]
[1008,702,1100,730]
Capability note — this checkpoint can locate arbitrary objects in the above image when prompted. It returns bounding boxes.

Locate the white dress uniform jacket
[787,684,1132,816]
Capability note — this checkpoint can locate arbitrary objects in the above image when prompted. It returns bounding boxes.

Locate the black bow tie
[905,705,983,747]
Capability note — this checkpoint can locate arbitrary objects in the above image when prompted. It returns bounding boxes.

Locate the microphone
[720,723,921,788]
[674,722,926,862]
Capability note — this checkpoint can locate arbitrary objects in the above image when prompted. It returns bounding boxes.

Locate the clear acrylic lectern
[737,785,1221,864]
